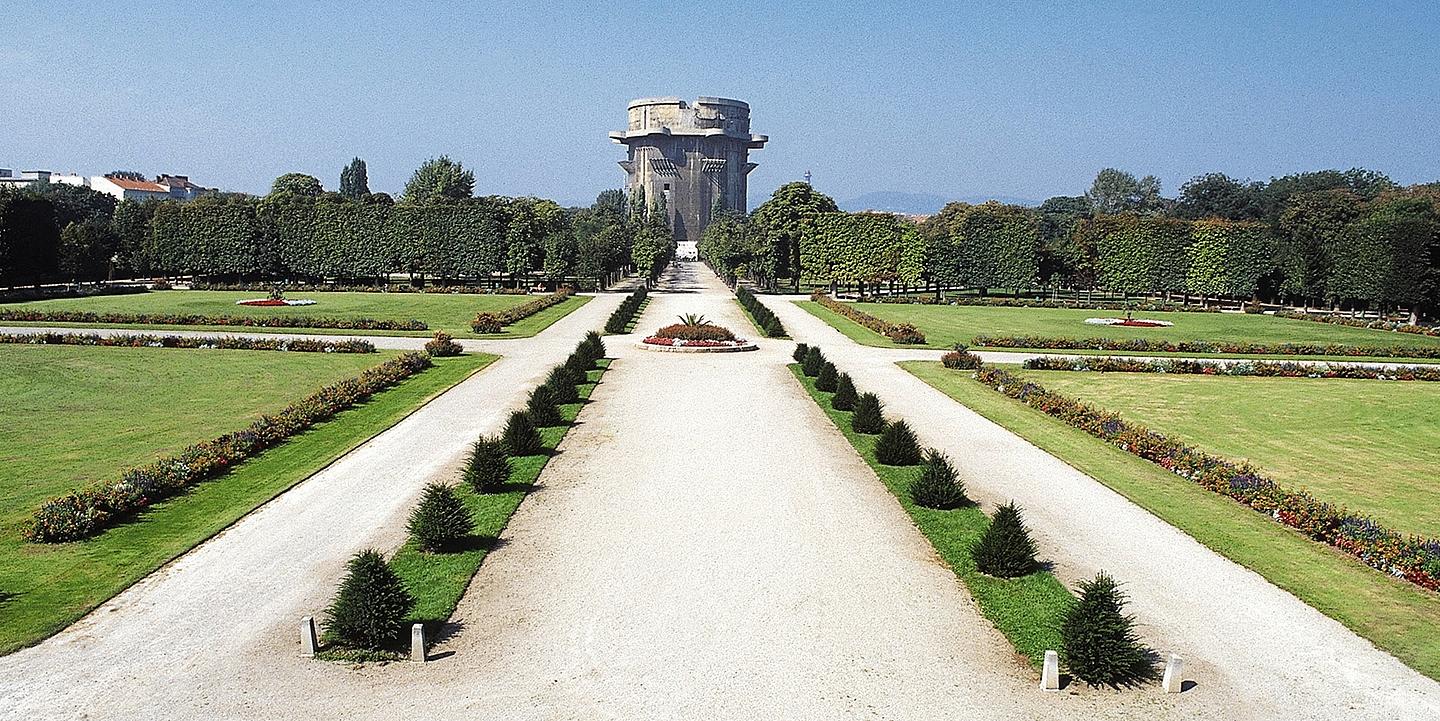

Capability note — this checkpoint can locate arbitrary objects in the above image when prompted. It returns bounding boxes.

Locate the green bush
[565,349,595,374]
[470,312,503,334]
[971,501,1039,578]
[815,361,839,392]
[604,288,647,333]
[793,343,809,364]
[324,549,415,650]
[462,435,510,493]
[851,392,885,434]
[874,419,923,465]
[1061,572,1160,688]
[407,482,474,552]
[526,384,563,427]
[832,373,858,411]
[545,365,580,403]
[762,315,785,338]
[580,331,606,362]
[502,410,544,456]
[909,450,969,509]
[802,346,825,377]
[423,331,463,357]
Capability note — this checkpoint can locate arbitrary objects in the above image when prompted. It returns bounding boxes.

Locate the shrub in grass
[566,348,596,373]
[816,361,839,392]
[941,344,983,370]
[581,331,606,362]
[802,346,825,377]
[832,373,858,411]
[851,392,886,434]
[793,343,809,364]
[324,549,415,650]
[407,482,475,552]
[874,419,923,465]
[1061,572,1160,688]
[470,312,503,334]
[423,331,463,357]
[545,366,580,403]
[527,384,564,427]
[909,450,969,509]
[463,436,510,492]
[502,410,544,456]
[972,501,1039,578]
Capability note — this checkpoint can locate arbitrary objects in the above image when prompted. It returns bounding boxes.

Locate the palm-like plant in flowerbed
[646,312,748,347]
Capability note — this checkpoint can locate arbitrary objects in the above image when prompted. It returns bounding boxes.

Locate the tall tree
[1172,173,1264,220]
[269,173,323,197]
[1274,189,1361,307]
[1260,168,1395,219]
[338,157,370,199]
[1036,196,1092,287]
[0,189,60,286]
[1086,168,1164,215]
[751,181,839,284]
[401,155,474,204]
[58,220,117,282]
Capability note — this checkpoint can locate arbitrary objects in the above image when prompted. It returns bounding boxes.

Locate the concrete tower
[609,96,768,248]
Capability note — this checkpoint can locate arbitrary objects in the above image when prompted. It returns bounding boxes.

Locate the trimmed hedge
[874,294,1222,313]
[1275,311,1440,339]
[973,367,1440,592]
[0,308,426,332]
[972,334,1440,359]
[470,288,574,333]
[193,281,534,295]
[0,331,375,353]
[812,291,926,344]
[735,285,786,337]
[604,288,648,334]
[1021,355,1440,382]
[26,352,434,542]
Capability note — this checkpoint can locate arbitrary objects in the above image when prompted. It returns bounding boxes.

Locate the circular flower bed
[236,298,318,307]
[640,315,755,352]
[1084,317,1173,328]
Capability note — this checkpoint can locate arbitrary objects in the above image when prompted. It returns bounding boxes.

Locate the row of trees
[701,170,1440,320]
[1,156,675,289]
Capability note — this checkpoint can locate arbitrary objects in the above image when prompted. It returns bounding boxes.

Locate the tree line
[700,168,1440,321]
[0,156,674,290]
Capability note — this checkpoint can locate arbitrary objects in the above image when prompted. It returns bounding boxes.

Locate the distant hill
[838,191,1040,215]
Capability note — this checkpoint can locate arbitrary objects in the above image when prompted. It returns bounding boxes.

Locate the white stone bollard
[1041,650,1060,690]
[1162,653,1185,693]
[410,623,426,662]
[300,616,318,658]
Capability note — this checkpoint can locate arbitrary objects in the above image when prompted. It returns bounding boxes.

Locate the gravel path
[0,290,623,720]
[758,288,1440,720]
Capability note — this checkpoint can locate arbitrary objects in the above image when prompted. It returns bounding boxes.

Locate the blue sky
[3,1,1437,206]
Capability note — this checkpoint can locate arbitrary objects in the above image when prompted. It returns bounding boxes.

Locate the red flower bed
[1275,311,1440,338]
[642,336,749,348]
[0,309,426,331]
[972,366,1440,592]
[0,332,376,353]
[972,334,1440,359]
[1022,356,1440,381]
[1116,319,1166,328]
[236,299,288,307]
[653,323,736,342]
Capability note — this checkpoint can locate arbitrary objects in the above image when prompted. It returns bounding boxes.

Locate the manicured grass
[790,364,1072,668]
[387,362,609,641]
[799,301,1440,363]
[2,289,590,339]
[901,360,1440,680]
[1028,371,1440,538]
[0,348,495,654]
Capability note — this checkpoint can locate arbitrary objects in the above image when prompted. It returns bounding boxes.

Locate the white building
[89,175,176,202]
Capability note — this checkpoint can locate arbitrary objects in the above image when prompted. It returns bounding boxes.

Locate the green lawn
[901,360,1440,680]
[0,345,495,654]
[799,301,1440,362]
[1027,371,1440,538]
[2,289,590,338]
[791,365,1072,668]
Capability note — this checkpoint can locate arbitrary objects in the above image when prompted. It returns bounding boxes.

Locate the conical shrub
[815,361,839,392]
[407,482,474,552]
[545,366,580,403]
[874,419,923,465]
[971,501,1039,578]
[566,349,594,374]
[909,449,969,509]
[527,384,563,427]
[851,392,886,434]
[832,373,858,411]
[463,435,510,493]
[802,346,825,377]
[762,316,785,338]
[793,343,809,364]
[324,549,414,650]
[581,331,606,362]
[502,410,544,456]
[1061,572,1160,688]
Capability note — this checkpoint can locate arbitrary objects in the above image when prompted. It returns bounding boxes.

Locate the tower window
[663,183,670,191]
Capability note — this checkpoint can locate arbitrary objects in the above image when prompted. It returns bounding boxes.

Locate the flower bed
[653,323,736,342]
[972,367,1440,592]
[1083,317,1174,328]
[971,334,1440,359]
[0,309,426,331]
[941,345,984,370]
[1021,355,1440,382]
[642,336,750,348]
[812,291,926,344]
[1274,311,1440,339]
[235,298,318,307]
[873,294,1223,313]
[471,288,573,333]
[0,332,375,353]
[192,281,534,295]
[25,352,434,543]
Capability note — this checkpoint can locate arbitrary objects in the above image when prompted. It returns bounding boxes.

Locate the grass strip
[900,360,1440,680]
[0,352,496,655]
[734,298,786,339]
[789,364,1071,667]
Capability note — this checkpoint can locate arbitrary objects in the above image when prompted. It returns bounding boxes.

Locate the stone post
[299,616,317,658]
[1162,653,1185,693]
[1041,650,1060,690]
[410,623,426,662]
